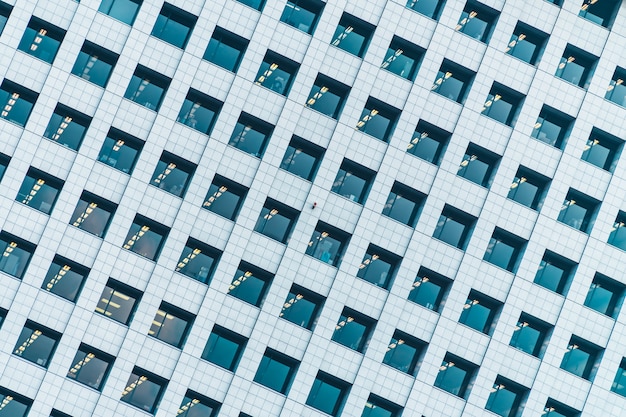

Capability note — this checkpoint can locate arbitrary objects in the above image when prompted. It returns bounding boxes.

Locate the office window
[485,376,528,417]
[41,255,89,302]
[175,238,221,284]
[330,13,375,58]
[43,104,91,150]
[280,0,325,34]
[331,307,376,352]
[406,120,451,164]
[361,394,402,417]
[124,65,171,111]
[254,51,300,96]
[534,251,577,295]
[405,0,445,19]
[0,2,12,35]
[0,232,36,279]
[0,308,6,329]
[66,344,115,391]
[71,41,118,87]
[483,228,527,272]
[531,105,574,149]
[229,113,274,157]
[95,279,142,324]
[382,329,425,375]
[433,205,477,249]
[177,89,222,134]
[0,387,31,417]
[505,21,549,65]
[13,320,60,367]
[612,358,626,397]
[557,189,599,233]
[580,127,623,172]
[279,284,325,330]
[306,221,351,266]
[148,302,194,348]
[510,313,551,357]
[609,211,626,251]
[151,3,196,48]
[50,410,72,417]
[0,153,9,181]
[480,83,525,127]
[457,143,500,187]
[177,391,220,417]
[16,167,64,214]
[120,367,168,414]
[560,335,603,380]
[381,36,424,81]
[454,1,499,42]
[382,182,425,227]
[605,67,626,107]
[69,191,117,237]
[584,273,625,318]
[149,151,196,197]
[204,27,248,72]
[254,348,299,394]
[357,244,401,289]
[408,267,451,312]
[459,290,502,334]
[254,199,300,243]
[97,128,144,174]
[555,44,598,89]
[543,398,581,417]
[280,136,325,181]
[305,73,351,119]
[0,80,38,127]
[202,325,247,371]
[99,0,142,24]
[434,353,478,398]
[431,59,475,103]
[331,159,376,204]
[306,372,351,417]
[237,0,265,11]
[507,166,550,210]
[122,215,170,261]
[579,0,619,28]
[227,262,273,307]
[17,17,65,63]
[203,175,248,221]
[356,97,400,142]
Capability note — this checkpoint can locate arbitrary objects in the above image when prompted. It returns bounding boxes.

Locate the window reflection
[331,308,375,352]
[66,344,115,391]
[148,302,194,348]
[71,41,119,88]
[330,13,375,57]
[124,65,171,111]
[280,0,324,34]
[122,215,170,261]
[98,0,142,25]
[279,285,324,329]
[70,191,117,237]
[13,321,60,367]
[382,330,424,375]
[229,113,274,157]
[41,256,89,302]
[95,279,142,324]
[227,263,273,307]
[204,27,248,72]
[0,232,36,279]
[17,17,66,63]
[203,175,248,220]
[306,222,351,266]
[0,80,38,127]
[151,3,197,48]
[202,325,247,371]
[120,368,168,414]
[16,168,64,214]
[97,128,144,174]
[44,104,91,150]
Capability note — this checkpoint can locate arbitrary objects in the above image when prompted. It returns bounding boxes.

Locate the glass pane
[434,216,466,248]
[228,272,266,306]
[280,291,317,328]
[95,285,138,324]
[280,145,317,180]
[70,199,113,237]
[459,302,491,332]
[67,350,110,390]
[307,379,342,415]
[0,239,32,278]
[484,239,515,270]
[332,315,367,350]
[42,261,85,301]
[383,192,417,225]
[407,133,441,163]
[203,183,243,220]
[584,284,613,315]
[44,112,87,150]
[435,364,467,396]
[357,256,392,287]
[435,75,465,101]
[486,387,518,417]
[149,310,188,346]
[383,339,417,373]
[560,347,591,377]
[508,37,537,63]
[458,158,490,185]
[124,75,165,110]
[508,179,539,208]
[71,51,114,87]
[150,160,190,197]
[408,279,442,310]
[0,392,29,417]
[204,38,242,71]
[280,2,316,33]
[229,122,268,156]
[13,326,56,367]
[307,86,342,118]
[18,26,62,63]
[254,355,292,393]
[98,136,140,173]
[152,14,190,48]
[177,98,216,134]
[510,324,541,355]
[581,141,610,169]
[120,373,163,413]
[203,332,242,370]
[176,245,217,283]
[533,118,563,146]
[99,0,140,24]
[558,203,588,230]
[331,24,366,56]
[16,174,60,214]
[332,170,367,202]
[306,230,342,265]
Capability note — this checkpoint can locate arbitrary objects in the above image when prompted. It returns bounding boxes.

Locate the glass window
[227,262,273,307]
[236,0,265,11]
[580,127,623,172]
[50,410,72,417]
[279,0,325,34]
[124,65,171,111]
[485,377,528,417]
[202,175,248,221]
[175,238,221,284]
[0,308,6,329]
[122,215,170,261]
[408,267,451,312]
[305,73,351,119]
[612,358,626,397]
[381,36,424,81]
[458,290,502,335]
[253,348,299,394]
[431,59,475,103]
[361,394,402,417]
[531,105,574,149]
[253,50,300,96]
[382,330,425,375]
[98,0,142,25]
[69,191,117,237]
[148,302,194,348]
[177,89,222,134]
[405,0,445,19]
[433,204,477,249]
[120,367,168,414]
[306,371,351,417]
[382,182,425,227]
[609,211,626,251]
[457,143,500,187]
[0,232,36,279]
[66,344,115,391]
[533,250,577,295]
[578,0,620,28]
[13,320,60,367]
[176,391,220,417]
[480,82,525,127]
[97,128,144,174]
[0,80,38,127]
[605,66,626,107]
[254,198,300,243]
[16,167,64,214]
[204,27,248,72]
[483,228,527,273]
[507,166,550,210]
[509,313,552,358]
[71,41,118,88]
[149,151,196,197]
[331,159,376,204]
[560,335,603,380]
[356,244,401,289]
[356,97,401,142]
[41,255,89,302]
[151,3,196,48]
[555,44,598,89]
[0,2,12,35]
[305,221,351,267]
[279,284,325,330]
[434,353,478,398]
[228,113,274,157]
[454,0,499,42]
[0,387,31,417]
[505,21,549,65]
[543,398,581,417]
[331,307,376,352]
[95,278,142,324]
[0,153,9,181]
[330,12,375,58]
[17,17,65,63]
[43,104,91,150]
[406,120,451,165]
[279,136,325,181]
[584,273,625,318]
[202,325,247,371]
[557,188,599,233]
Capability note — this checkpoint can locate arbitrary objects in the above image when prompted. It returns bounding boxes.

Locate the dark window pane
[305,74,350,119]
[151,3,196,48]
[148,303,194,348]
[254,199,299,243]
[0,232,36,279]
[406,120,450,164]
[305,222,351,267]
[17,17,65,63]
[124,66,170,111]
[16,168,64,214]
[406,0,445,19]
[69,192,117,237]
[330,13,374,57]
[612,358,626,397]
[509,313,551,357]
[149,152,196,197]
[203,175,248,221]
[66,344,114,391]
[533,251,576,295]
[253,349,298,394]
[202,326,247,371]
[306,372,350,416]
[204,27,248,72]
[95,279,142,324]
[382,330,424,375]
[41,256,89,302]
[0,388,31,417]
[280,0,324,34]
[175,238,221,284]
[331,308,375,352]
[177,89,222,134]
[122,215,169,261]
[408,267,450,312]
[459,291,501,334]
[43,104,91,150]
[279,285,324,330]
[279,136,324,181]
[13,321,60,367]
[177,391,220,417]
[227,263,273,307]
[253,51,300,96]
[0,80,38,126]
[98,0,142,25]
[434,355,475,398]
[71,41,118,87]
[97,129,144,174]
[120,368,168,414]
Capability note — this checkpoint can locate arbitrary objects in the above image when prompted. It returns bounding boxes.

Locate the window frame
[0,387,31,417]
[457,143,500,188]
[41,255,90,302]
[66,343,115,391]
[381,35,425,81]
[480,82,525,127]
[305,73,351,119]
[13,320,61,368]
[485,376,529,417]
[533,250,577,295]
[331,159,376,204]
[279,135,325,181]
[201,325,248,371]
[362,394,403,417]
[458,289,502,335]
[305,221,351,267]
[433,204,477,250]
[227,261,274,307]
[228,112,275,158]
[609,210,626,251]
[202,175,248,221]
[405,0,445,19]
[605,66,626,107]
[150,2,197,49]
[69,191,117,238]
[543,398,581,417]
[16,167,64,215]
[505,21,549,65]
[382,181,425,227]
[43,104,92,150]
[253,348,300,394]
[0,2,12,36]
[148,302,195,348]
[580,127,623,172]
[612,358,626,397]
[279,284,325,330]
[175,237,222,284]
[97,128,144,174]
[120,367,169,414]
[331,307,377,353]
[71,41,119,88]
[177,390,221,417]
[578,0,620,28]
[330,12,375,58]
[123,65,171,111]
[408,266,452,312]
[531,105,574,149]
[122,214,170,261]
[95,278,143,325]
[583,273,625,318]
[17,16,66,63]
[559,335,603,381]
[0,79,39,127]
